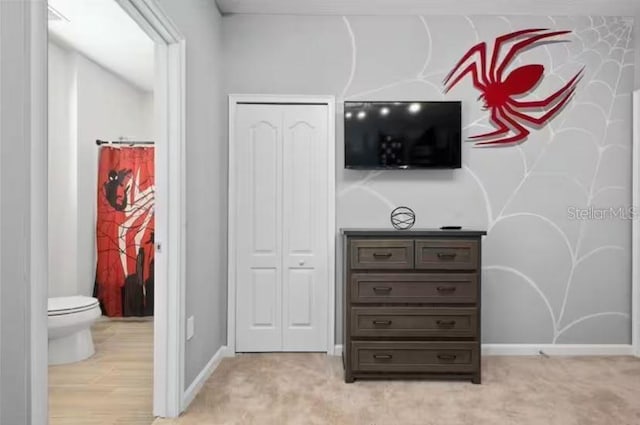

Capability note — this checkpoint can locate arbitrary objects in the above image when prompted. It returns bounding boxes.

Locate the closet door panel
[235,105,283,352]
[282,105,328,351]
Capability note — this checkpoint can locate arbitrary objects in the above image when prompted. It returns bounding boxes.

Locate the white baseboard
[334,344,633,357]
[182,345,231,410]
[333,344,343,357]
[482,344,633,356]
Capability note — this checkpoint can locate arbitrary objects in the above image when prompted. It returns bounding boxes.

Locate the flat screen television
[344,101,461,169]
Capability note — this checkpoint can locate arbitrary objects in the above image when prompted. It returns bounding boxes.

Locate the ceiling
[48,0,154,92]
[215,0,640,16]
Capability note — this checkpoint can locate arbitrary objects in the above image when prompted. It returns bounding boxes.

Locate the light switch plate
[187,316,195,340]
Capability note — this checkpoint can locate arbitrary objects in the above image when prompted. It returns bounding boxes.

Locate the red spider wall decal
[444,28,584,146]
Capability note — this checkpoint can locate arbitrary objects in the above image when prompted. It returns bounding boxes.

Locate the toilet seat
[48,296,100,317]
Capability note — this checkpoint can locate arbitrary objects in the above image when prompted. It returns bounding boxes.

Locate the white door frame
[30,0,187,421]
[115,0,187,416]
[633,90,640,357]
[30,2,49,424]
[227,94,336,356]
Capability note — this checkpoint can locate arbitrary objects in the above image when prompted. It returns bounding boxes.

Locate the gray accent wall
[223,15,635,344]
[156,0,228,389]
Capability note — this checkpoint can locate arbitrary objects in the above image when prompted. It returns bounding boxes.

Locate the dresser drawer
[352,341,478,373]
[415,239,478,270]
[350,239,414,270]
[351,273,477,304]
[350,307,477,338]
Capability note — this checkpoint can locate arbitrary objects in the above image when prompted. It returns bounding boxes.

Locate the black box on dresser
[341,228,487,384]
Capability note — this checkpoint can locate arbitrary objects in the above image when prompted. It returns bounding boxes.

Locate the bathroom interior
[47,0,157,423]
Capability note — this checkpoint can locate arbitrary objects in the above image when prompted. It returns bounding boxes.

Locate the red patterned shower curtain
[94,147,155,317]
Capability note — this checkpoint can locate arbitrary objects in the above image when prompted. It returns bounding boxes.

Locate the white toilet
[48,296,101,365]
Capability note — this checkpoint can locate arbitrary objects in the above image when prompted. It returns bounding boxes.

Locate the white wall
[48,42,78,298]
[47,40,153,298]
[155,0,228,390]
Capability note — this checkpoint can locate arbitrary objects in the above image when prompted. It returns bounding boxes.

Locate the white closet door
[282,105,328,351]
[236,105,283,352]
[235,103,329,352]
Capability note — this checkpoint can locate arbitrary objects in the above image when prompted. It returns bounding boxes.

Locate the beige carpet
[49,319,154,425]
[154,353,640,425]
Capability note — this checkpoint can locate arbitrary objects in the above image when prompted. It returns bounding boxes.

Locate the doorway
[42,0,186,420]
[47,1,156,422]
[228,95,336,354]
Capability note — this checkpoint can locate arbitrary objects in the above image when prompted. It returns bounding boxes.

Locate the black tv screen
[344,101,461,169]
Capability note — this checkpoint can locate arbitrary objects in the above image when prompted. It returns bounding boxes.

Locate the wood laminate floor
[49,318,154,425]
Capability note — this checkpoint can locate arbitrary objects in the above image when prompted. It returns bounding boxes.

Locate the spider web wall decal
[223,14,634,344]
[332,15,633,344]
[444,28,584,146]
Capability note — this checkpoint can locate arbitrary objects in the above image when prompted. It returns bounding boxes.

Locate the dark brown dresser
[342,228,486,384]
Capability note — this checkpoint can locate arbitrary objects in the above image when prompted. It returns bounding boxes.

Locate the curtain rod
[96,139,155,146]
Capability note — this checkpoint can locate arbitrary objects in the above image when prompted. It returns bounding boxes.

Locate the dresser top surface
[340,228,487,237]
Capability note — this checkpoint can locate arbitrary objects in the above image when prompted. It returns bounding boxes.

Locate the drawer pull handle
[437,252,457,259]
[373,287,392,293]
[373,354,393,360]
[437,354,457,361]
[373,320,392,326]
[436,320,457,327]
[373,252,393,259]
[436,286,457,293]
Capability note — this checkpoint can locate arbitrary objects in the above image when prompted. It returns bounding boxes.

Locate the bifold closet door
[235,103,329,352]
